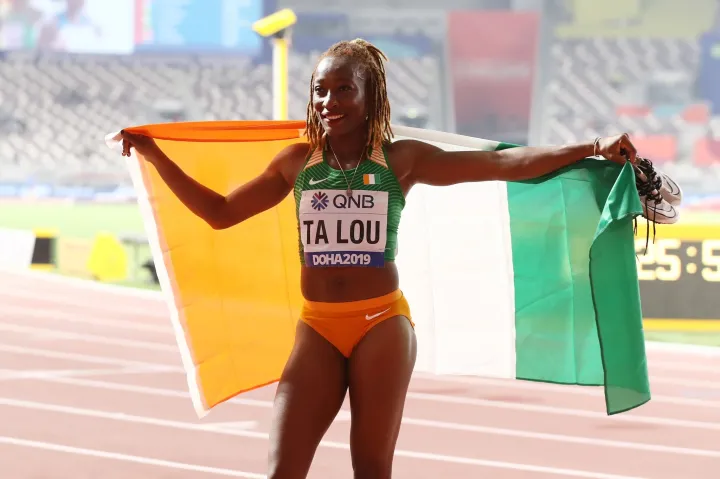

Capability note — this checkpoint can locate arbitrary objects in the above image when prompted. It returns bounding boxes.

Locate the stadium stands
[0,50,440,184]
[541,37,701,145]
[537,0,720,195]
[1,1,716,199]
[553,0,717,38]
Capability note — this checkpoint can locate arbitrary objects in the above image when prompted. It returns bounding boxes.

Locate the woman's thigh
[267,320,349,479]
[347,315,417,479]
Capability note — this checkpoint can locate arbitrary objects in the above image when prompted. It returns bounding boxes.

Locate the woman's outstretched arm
[399,134,637,187]
[121,131,307,230]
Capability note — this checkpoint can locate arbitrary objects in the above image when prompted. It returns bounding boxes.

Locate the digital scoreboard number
[635,223,720,322]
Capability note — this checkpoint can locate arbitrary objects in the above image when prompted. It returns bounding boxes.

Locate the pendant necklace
[328,143,363,198]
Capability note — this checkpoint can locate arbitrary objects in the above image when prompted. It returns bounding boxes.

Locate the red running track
[1,269,720,478]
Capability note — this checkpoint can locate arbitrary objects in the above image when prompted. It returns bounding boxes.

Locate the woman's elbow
[208,219,230,230]
[205,204,237,230]
[207,214,238,230]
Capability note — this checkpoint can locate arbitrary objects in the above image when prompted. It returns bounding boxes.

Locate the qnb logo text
[332,194,375,209]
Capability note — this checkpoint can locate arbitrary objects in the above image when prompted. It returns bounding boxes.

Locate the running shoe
[634,156,683,206]
[631,155,680,253]
[633,156,680,225]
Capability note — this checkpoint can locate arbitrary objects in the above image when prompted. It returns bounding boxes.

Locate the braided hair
[305,38,393,154]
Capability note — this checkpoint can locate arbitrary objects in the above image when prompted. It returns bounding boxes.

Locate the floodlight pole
[252,9,296,121]
[272,31,290,121]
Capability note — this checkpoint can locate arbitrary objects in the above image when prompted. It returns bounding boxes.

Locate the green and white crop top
[293,144,405,267]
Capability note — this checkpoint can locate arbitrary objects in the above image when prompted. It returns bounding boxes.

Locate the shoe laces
[632,156,662,254]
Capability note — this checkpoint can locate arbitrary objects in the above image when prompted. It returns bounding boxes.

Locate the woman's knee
[267,457,309,479]
[349,399,404,479]
[351,451,394,479]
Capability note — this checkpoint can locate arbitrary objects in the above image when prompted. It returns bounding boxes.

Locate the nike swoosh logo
[642,200,679,219]
[660,174,681,196]
[366,308,391,321]
[309,178,328,185]
[652,204,679,217]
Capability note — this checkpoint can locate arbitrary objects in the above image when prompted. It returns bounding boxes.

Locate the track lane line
[405,392,720,431]
[4,341,720,414]
[0,323,177,351]
[0,398,648,479]
[0,269,165,300]
[4,325,720,405]
[0,367,168,381]
[3,269,718,356]
[16,372,720,430]
[3,378,719,457]
[3,271,718,477]
[0,288,167,318]
[0,436,266,478]
[2,302,716,386]
[0,344,182,369]
[0,306,172,333]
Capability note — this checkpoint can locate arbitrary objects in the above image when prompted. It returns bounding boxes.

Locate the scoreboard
[134,0,265,54]
[635,222,720,330]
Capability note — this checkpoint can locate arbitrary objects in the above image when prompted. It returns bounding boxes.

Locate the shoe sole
[640,197,680,224]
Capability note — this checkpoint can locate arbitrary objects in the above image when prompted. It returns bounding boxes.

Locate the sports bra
[293,144,405,267]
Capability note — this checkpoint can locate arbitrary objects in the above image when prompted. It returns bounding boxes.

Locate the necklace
[328,142,364,198]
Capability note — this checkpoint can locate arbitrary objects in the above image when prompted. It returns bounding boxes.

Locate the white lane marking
[5,376,720,456]
[203,421,259,431]
[406,392,720,431]
[0,367,166,381]
[0,343,182,370]
[0,323,177,352]
[2,302,715,378]
[0,398,647,479]
[412,371,720,397]
[0,306,171,333]
[4,269,718,357]
[0,436,266,478]
[0,268,164,300]
[0,288,167,318]
[4,342,720,414]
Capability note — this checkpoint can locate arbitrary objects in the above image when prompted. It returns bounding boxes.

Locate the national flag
[106,120,650,418]
[363,173,376,185]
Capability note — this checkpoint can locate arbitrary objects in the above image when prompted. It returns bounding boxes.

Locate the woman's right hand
[120,130,162,159]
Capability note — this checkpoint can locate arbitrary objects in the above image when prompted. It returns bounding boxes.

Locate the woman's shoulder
[384,138,442,175]
[271,142,314,185]
[278,141,313,159]
[386,138,441,157]
[272,142,313,168]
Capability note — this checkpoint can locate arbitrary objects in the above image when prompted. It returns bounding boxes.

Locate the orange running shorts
[299,289,414,358]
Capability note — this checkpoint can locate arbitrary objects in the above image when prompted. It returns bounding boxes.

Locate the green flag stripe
[507,157,649,415]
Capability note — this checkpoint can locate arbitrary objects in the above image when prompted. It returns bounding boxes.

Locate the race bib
[299,189,388,267]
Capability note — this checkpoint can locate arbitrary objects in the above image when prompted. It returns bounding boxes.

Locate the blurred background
[0,0,719,344]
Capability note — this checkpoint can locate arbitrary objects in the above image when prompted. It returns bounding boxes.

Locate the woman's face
[312,55,368,138]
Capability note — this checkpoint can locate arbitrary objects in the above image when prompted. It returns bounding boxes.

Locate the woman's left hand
[596,133,638,165]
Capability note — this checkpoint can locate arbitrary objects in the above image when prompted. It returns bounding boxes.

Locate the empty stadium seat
[694,137,720,166]
[0,51,441,183]
[629,134,678,164]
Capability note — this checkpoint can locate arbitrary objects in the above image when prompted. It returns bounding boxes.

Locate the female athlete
[120,39,637,479]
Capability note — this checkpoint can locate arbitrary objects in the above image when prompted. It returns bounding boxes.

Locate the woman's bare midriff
[300,262,400,303]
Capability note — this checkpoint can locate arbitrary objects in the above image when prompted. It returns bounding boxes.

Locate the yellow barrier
[54,232,130,282]
[56,237,95,279]
[87,232,129,282]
